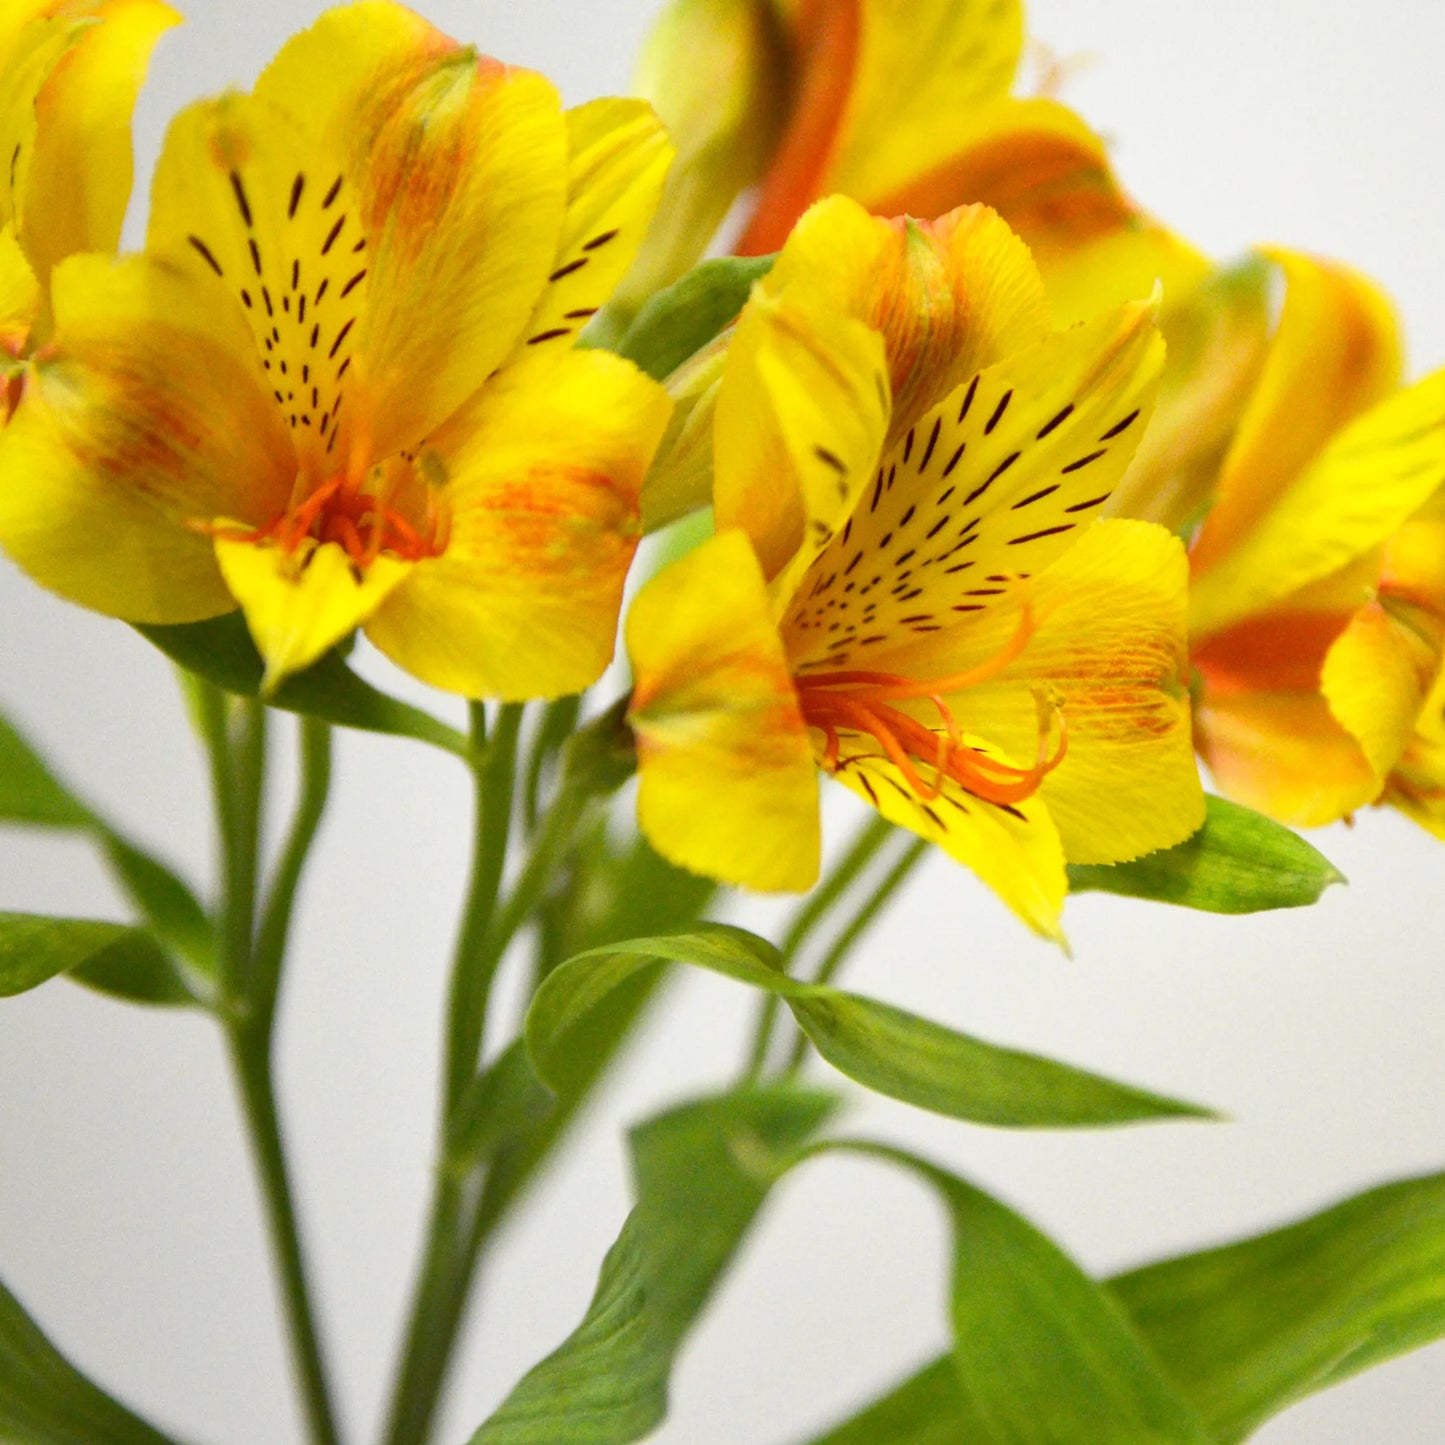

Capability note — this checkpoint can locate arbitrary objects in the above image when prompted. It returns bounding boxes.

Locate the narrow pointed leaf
[68,930,196,1008]
[1107,1168,1445,1443]
[807,1355,988,1444]
[527,925,1214,1128]
[0,914,170,1000]
[611,255,774,380]
[95,835,214,977]
[445,1042,555,1179]
[0,1274,186,1444]
[471,1085,838,1444]
[137,614,467,757]
[1068,795,1343,914]
[0,715,91,828]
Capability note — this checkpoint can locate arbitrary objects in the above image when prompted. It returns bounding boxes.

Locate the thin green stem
[740,815,896,1080]
[784,838,929,1074]
[200,691,341,1445]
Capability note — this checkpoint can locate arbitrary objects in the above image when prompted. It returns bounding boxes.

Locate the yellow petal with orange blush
[1194,689,1380,829]
[363,346,669,701]
[1189,249,1403,591]
[1381,662,1445,838]
[0,8,82,237]
[619,0,789,310]
[0,225,38,359]
[782,298,1163,677]
[627,528,821,892]
[821,0,1023,211]
[217,537,410,692]
[829,744,1066,943]
[762,196,1050,445]
[19,0,178,294]
[714,278,890,586]
[0,253,292,623]
[1189,366,1445,640]
[503,96,673,367]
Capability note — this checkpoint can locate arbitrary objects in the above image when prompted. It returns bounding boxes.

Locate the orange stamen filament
[794,602,1067,806]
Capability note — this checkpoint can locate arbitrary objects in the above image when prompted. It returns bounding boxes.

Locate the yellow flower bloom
[627,196,1203,939]
[0,1,674,698]
[1183,250,1445,828]
[0,0,177,369]
[623,0,1206,325]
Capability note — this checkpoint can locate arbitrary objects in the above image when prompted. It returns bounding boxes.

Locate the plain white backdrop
[2,2,1444,1442]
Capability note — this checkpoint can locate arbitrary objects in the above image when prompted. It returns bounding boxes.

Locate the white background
[2,2,1444,1442]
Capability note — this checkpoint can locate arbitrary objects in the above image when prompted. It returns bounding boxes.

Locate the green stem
[783,838,928,1074]
[740,815,895,1080]
[201,692,342,1445]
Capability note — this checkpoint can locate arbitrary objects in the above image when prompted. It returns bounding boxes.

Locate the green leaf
[1107,1168,1445,1443]
[68,930,195,1008]
[0,1274,185,1444]
[0,914,171,1000]
[807,1356,987,1445]
[137,613,467,758]
[444,1042,555,1179]
[527,925,1214,1128]
[1068,795,1343,914]
[0,715,91,829]
[612,255,774,381]
[95,835,214,978]
[471,1084,837,1444]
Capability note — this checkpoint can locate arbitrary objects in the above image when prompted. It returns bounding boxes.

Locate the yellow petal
[781,298,1164,676]
[714,278,890,586]
[216,536,409,691]
[20,0,178,293]
[363,346,669,700]
[627,529,821,892]
[829,745,1066,943]
[1194,688,1379,829]
[1381,662,1445,838]
[0,253,293,623]
[1107,256,1273,530]
[244,2,570,457]
[503,97,673,367]
[616,0,789,312]
[0,223,39,359]
[1189,365,1445,640]
[823,0,1023,205]
[1189,249,1403,604]
[763,195,1051,446]
[1321,596,1443,779]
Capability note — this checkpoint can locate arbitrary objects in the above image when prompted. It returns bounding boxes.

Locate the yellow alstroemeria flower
[0,0,177,372]
[622,0,1206,326]
[1185,249,1445,828]
[0,1,674,698]
[626,196,1204,940]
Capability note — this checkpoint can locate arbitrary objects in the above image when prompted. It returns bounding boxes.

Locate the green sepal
[470,1084,837,1445]
[1067,794,1343,914]
[527,924,1216,1128]
[610,254,774,381]
[137,613,467,758]
[0,1274,187,1444]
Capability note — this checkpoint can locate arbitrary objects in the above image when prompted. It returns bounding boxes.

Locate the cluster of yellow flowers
[3,0,1444,944]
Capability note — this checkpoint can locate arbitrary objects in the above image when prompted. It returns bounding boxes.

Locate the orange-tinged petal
[1194,688,1379,829]
[822,0,1023,206]
[1107,256,1273,530]
[0,224,38,360]
[763,196,1051,445]
[782,298,1163,676]
[0,252,292,623]
[1382,663,1445,838]
[829,743,1066,942]
[216,536,409,691]
[0,7,81,238]
[1321,595,1443,779]
[627,528,821,892]
[504,97,672,367]
[621,0,789,309]
[1189,249,1403,590]
[714,278,890,586]
[364,346,669,700]
[1189,365,1445,640]
[20,0,178,292]
[899,519,1203,865]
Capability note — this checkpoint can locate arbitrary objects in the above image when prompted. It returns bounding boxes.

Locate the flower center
[793,603,1067,805]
